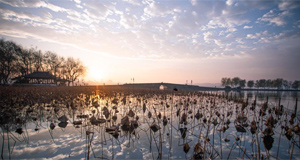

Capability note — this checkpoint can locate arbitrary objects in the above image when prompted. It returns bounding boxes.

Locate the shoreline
[5,83,300,92]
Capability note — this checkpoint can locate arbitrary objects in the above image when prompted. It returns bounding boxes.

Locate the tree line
[221,77,300,89]
[0,38,86,86]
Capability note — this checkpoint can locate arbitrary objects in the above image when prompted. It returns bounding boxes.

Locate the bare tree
[292,80,300,89]
[15,47,35,76]
[32,48,44,72]
[221,77,227,87]
[0,39,87,85]
[282,80,289,89]
[266,79,272,88]
[56,57,65,78]
[62,57,86,86]
[43,51,64,77]
[0,39,21,84]
[226,78,232,86]
[239,79,246,88]
[272,78,283,89]
[258,79,266,88]
[232,77,240,87]
[247,80,254,88]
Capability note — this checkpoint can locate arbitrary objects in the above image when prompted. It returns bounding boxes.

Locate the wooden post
[277,98,281,119]
[294,98,298,116]
[289,141,295,160]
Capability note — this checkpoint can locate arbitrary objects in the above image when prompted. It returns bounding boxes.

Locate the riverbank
[122,83,300,92]
[4,82,300,92]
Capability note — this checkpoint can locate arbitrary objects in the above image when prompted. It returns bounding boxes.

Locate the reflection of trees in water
[291,91,299,99]
[227,91,299,106]
[0,87,299,159]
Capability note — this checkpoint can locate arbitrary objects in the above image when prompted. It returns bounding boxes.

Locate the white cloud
[0,6,84,34]
[143,1,174,19]
[83,0,117,21]
[257,10,290,26]
[225,33,232,38]
[203,31,213,43]
[0,29,30,38]
[278,1,300,11]
[237,0,277,10]
[236,38,244,44]
[246,34,256,39]
[0,7,51,24]
[243,25,253,29]
[271,30,300,41]
[74,0,81,4]
[214,39,223,48]
[0,0,92,25]
[0,0,70,13]
[65,10,94,25]
[192,39,198,44]
[192,11,197,16]
[120,14,139,29]
[258,37,270,43]
[269,17,285,26]
[226,27,237,33]
[207,14,250,29]
[46,3,67,12]
[122,0,141,6]
[75,4,83,8]
[190,0,197,6]
[246,31,269,40]
[226,0,234,6]
[0,0,47,8]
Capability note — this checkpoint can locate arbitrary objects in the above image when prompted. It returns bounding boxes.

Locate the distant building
[159,84,167,90]
[12,71,69,86]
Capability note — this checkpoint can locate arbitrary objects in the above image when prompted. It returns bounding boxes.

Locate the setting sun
[88,68,105,82]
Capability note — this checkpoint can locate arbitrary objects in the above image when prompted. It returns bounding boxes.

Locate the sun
[92,73,103,80]
[88,68,105,81]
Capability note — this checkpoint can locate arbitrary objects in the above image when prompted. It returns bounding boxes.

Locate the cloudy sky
[0,0,300,85]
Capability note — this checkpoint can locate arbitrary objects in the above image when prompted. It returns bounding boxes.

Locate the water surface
[1,89,299,159]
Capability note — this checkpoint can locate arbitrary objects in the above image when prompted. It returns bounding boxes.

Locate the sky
[0,0,300,85]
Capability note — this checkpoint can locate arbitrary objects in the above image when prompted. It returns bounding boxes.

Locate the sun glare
[89,69,105,81]
[93,73,103,80]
